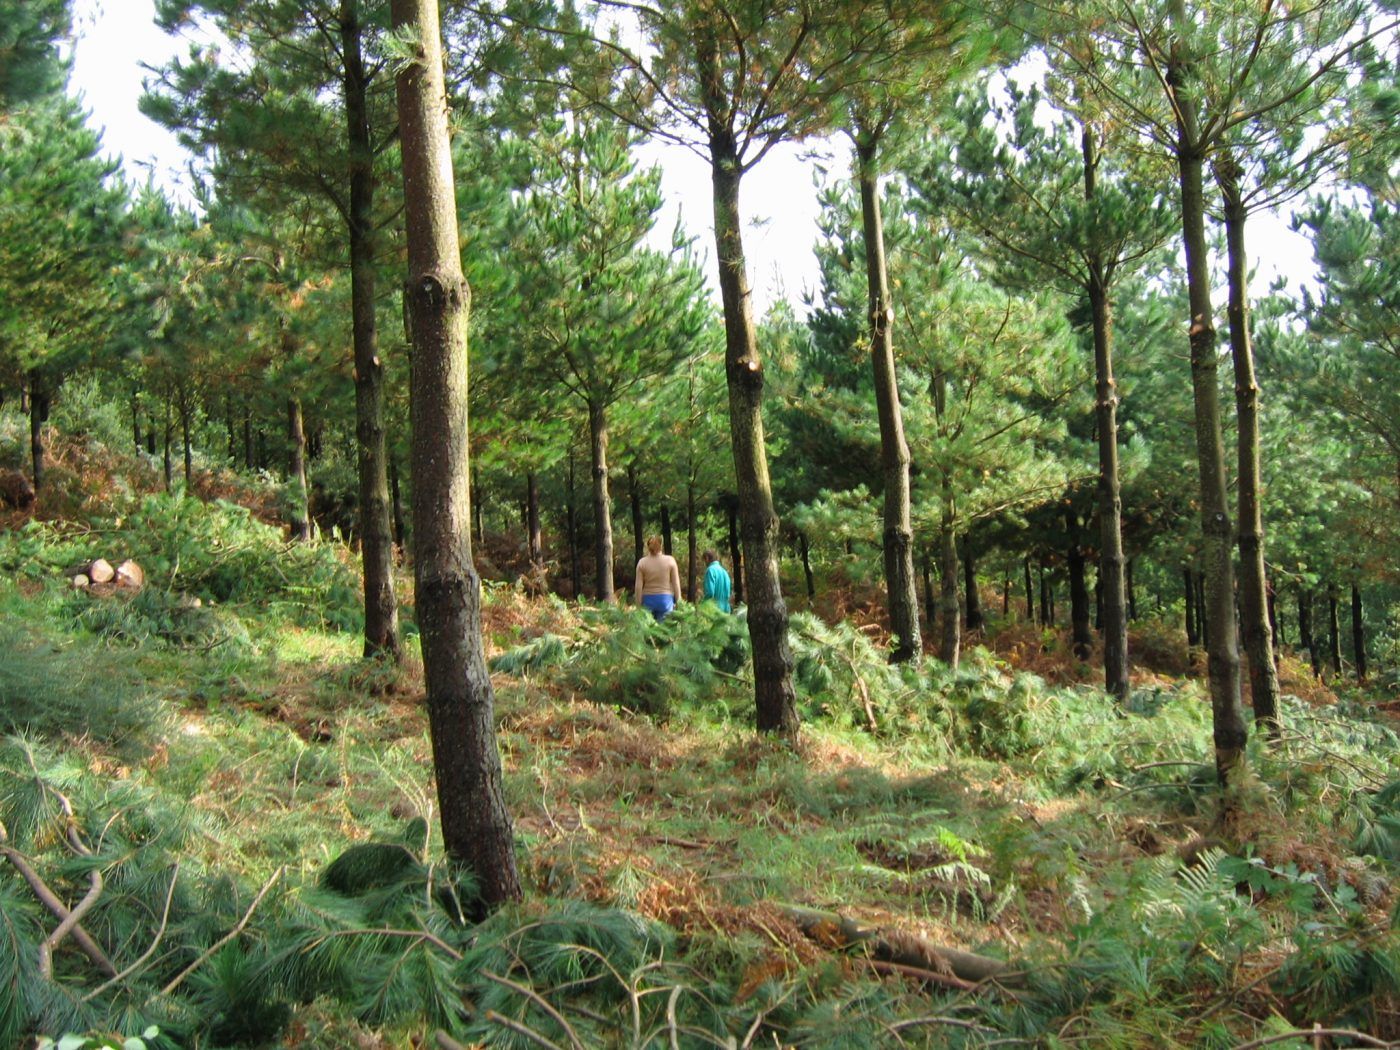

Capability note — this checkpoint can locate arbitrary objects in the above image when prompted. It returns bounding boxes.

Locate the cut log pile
[67,558,145,593]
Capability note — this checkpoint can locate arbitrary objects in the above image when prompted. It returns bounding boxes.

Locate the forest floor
[3,420,1400,1050]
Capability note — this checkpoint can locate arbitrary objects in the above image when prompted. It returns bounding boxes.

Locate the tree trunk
[921,550,936,628]
[567,451,581,598]
[163,399,174,491]
[1299,586,1320,678]
[526,471,542,567]
[1084,128,1130,700]
[855,131,920,663]
[1352,582,1366,682]
[799,531,815,600]
[725,497,744,606]
[1040,563,1052,627]
[389,454,406,548]
[1327,583,1342,679]
[224,399,235,462]
[1185,567,1199,647]
[132,393,143,455]
[1168,1,1246,781]
[287,397,311,542]
[938,515,960,668]
[660,503,673,555]
[180,390,193,490]
[702,82,796,738]
[1216,153,1279,733]
[1002,573,1010,618]
[587,401,615,602]
[28,370,49,493]
[472,466,484,546]
[1066,510,1092,661]
[962,533,983,633]
[1024,556,1035,623]
[686,481,698,601]
[1127,557,1137,622]
[627,463,644,565]
[343,0,400,662]
[1268,580,1281,653]
[242,413,253,469]
[392,0,520,908]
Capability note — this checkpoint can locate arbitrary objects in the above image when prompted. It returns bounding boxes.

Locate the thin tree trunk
[726,498,744,606]
[938,514,960,668]
[180,390,193,490]
[243,413,253,469]
[163,399,174,491]
[1327,583,1342,678]
[1352,582,1366,682]
[392,0,520,908]
[526,471,542,567]
[567,451,581,598]
[701,72,797,737]
[343,0,400,661]
[1217,153,1279,733]
[686,481,698,601]
[855,130,919,663]
[1024,556,1034,623]
[1268,579,1281,653]
[389,454,405,548]
[799,531,815,600]
[1040,563,1052,627]
[1299,586,1319,678]
[660,503,673,555]
[225,397,236,462]
[472,466,484,547]
[1168,0,1246,781]
[1185,567,1199,647]
[1067,510,1092,661]
[1002,573,1010,618]
[628,463,644,565]
[963,533,983,633]
[1127,557,1137,622]
[922,550,936,629]
[132,393,142,455]
[1084,128,1130,700]
[288,397,311,542]
[587,400,614,603]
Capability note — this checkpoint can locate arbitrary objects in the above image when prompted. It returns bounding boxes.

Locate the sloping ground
[2,422,1398,1048]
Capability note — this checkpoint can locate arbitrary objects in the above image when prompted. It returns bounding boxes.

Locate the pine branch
[159,865,283,996]
[0,821,115,978]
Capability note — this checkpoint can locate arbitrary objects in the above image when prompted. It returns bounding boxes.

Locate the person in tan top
[635,535,681,621]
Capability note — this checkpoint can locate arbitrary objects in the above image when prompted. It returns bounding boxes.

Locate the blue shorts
[641,593,675,621]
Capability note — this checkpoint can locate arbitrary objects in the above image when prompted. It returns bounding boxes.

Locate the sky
[68,0,1317,315]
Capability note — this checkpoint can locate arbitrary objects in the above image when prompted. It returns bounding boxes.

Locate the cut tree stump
[87,559,115,585]
[114,559,144,589]
[780,904,1021,988]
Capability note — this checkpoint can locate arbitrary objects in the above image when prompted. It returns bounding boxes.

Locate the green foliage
[0,620,161,746]
[70,586,252,654]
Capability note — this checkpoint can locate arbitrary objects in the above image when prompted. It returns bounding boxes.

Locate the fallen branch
[40,867,104,979]
[1230,1028,1396,1050]
[863,956,978,992]
[481,970,586,1050]
[483,1010,571,1050]
[780,904,1019,988]
[84,862,181,1002]
[0,822,115,977]
[160,866,282,996]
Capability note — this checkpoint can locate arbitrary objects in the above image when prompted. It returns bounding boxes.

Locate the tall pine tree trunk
[1085,203,1129,698]
[963,533,983,633]
[1352,582,1366,681]
[567,451,581,598]
[587,401,615,602]
[1067,509,1093,661]
[1298,585,1318,677]
[1216,153,1279,733]
[703,77,796,738]
[342,0,400,661]
[1327,583,1342,678]
[288,396,311,542]
[938,511,960,667]
[1024,556,1034,623]
[389,454,406,548]
[392,0,519,908]
[28,370,49,493]
[180,390,193,491]
[725,498,744,605]
[628,463,644,565]
[800,532,815,600]
[526,471,542,567]
[686,481,698,601]
[855,130,919,663]
[1168,9,1246,780]
[1184,567,1199,647]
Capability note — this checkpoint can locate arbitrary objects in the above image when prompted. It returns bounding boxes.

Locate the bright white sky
[69,0,1315,314]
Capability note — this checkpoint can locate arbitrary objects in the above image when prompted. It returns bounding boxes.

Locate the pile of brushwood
[1,452,1399,1046]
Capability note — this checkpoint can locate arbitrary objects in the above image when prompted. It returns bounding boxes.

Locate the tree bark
[1351,582,1366,682]
[660,503,673,555]
[799,531,815,600]
[389,453,406,548]
[1126,557,1137,623]
[180,390,193,491]
[962,533,983,633]
[701,63,797,738]
[1040,563,1052,628]
[1216,153,1279,733]
[1168,0,1246,781]
[938,513,960,668]
[288,396,311,542]
[162,399,174,491]
[526,471,542,567]
[471,466,484,547]
[242,413,253,469]
[588,400,615,602]
[1066,510,1093,661]
[567,451,581,598]
[855,131,920,663]
[343,0,400,662]
[392,0,520,908]
[1024,556,1034,623]
[922,550,936,629]
[132,392,143,455]
[1084,127,1130,700]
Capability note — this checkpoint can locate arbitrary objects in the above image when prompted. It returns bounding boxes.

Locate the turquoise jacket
[703,561,732,612]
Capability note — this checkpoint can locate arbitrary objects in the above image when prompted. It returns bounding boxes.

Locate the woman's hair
[646,535,663,554]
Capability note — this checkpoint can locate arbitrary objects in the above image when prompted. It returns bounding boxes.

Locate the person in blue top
[702,549,732,612]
